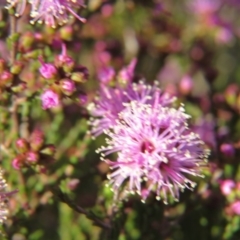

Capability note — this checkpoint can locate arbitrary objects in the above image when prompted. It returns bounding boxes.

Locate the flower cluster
[0,169,17,223]
[89,62,209,203]
[40,44,88,109]
[6,0,86,27]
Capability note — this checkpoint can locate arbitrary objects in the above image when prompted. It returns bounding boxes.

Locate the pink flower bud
[60,79,75,96]
[39,63,57,79]
[41,89,60,110]
[30,130,44,151]
[12,156,23,170]
[26,151,39,164]
[55,44,74,72]
[179,75,193,95]
[0,71,13,87]
[15,138,29,153]
[118,58,137,84]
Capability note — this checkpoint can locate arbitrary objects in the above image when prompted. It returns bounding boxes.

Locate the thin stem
[52,187,111,230]
[9,14,17,64]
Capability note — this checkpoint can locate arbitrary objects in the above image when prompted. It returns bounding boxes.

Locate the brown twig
[52,187,111,230]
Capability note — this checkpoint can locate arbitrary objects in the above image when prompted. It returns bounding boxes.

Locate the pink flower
[41,89,60,110]
[98,101,209,203]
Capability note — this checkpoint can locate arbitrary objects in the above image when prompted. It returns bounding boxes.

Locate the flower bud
[12,155,24,170]
[55,43,75,72]
[179,75,193,95]
[60,79,75,96]
[15,138,29,153]
[40,144,56,156]
[73,65,89,82]
[78,93,87,105]
[0,71,13,87]
[26,151,39,164]
[220,143,235,157]
[224,84,239,108]
[237,93,240,113]
[54,54,74,72]
[60,25,73,41]
[98,67,115,84]
[118,58,137,84]
[19,32,34,51]
[39,63,57,79]
[11,82,27,93]
[24,49,43,59]
[10,61,24,75]
[30,130,44,151]
[67,178,80,191]
[41,89,60,110]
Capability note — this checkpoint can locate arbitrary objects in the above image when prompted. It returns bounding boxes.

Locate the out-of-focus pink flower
[220,179,235,196]
[188,0,221,15]
[220,143,235,157]
[101,4,114,18]
[215,28,233,45]
[41,89,60,110]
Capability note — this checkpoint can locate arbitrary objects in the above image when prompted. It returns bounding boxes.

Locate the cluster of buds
[0,58,25,97]
[12,130,55,171]
[39,44,88,109]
